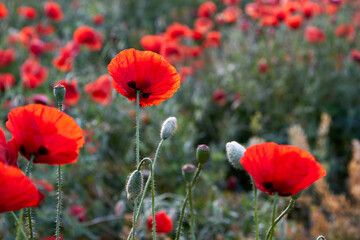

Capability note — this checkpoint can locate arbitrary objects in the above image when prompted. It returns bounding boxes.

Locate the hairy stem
[55,165,62,240]
[26,155,35,240]
[188,183,195,240]
[253,179,259,240]
[266,192,279,240]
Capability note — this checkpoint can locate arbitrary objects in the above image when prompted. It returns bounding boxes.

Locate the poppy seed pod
[291,190,303,200]
[126,170,143,201]
[160,117,177,139]
[226,141,246,170]
[53,84,66,104]
[182,164,196,183]
[196,144,210,164]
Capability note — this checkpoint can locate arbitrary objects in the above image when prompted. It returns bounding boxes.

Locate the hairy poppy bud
[226,141,246,170]
[126,170,143,201]
[53,84,66,104]
[196,144,210,164]
[182,164,196,183]
[160,117,177,139]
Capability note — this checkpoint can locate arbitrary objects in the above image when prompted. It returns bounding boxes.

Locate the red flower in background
[6,104,84,165]
[220,6,241,24]
[165,23,190,40]
[179,66,194,83]
[212,89,227,106]
[92,14,104,25]
[73,26,102,51]
[20,58,48,89]
[258,59,269,73]
[194,17,214,33]
[160,41,184,64]
[305,26,325,43]
[0,162,43,213]
[41,236,63,240]
[16,26,39,46]
[0,2,8,19]
[44,1,63,22]
[350,49,360,63]
[108,49,181,107]
[68,205,86,222]
[147,211,173,234]
[84,74,113,106]
[26,94,52,106]
[140,35,164,53]
[285,15,303,29]
[36,180,54,192]
[0,48,15,68]
[53,41,80,72]
[36,23,56,36]
[55,79,81,106]
[203,31,221,48]
[198,1,217,18]
[17,6,38,19]
[240,142,326,197]
[0,73,15,92]
[29,39,46,56]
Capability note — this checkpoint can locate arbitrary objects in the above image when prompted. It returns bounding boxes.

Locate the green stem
[136,90,140,167]
[127,140,164,240]
[151,164,156,240]
[253,179,259,240]
[26,155,35,240]
[15,209,24,240]
[188,184,195,240]
[55,165,62,240]
[274,199,295,226]
[10,211,28,240]
[266,192,279,240]
[175,164,203,240]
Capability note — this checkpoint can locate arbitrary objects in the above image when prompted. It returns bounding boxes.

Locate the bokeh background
[0,0,360,239]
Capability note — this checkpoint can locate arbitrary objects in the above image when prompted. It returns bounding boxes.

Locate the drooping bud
[182,164,196,183]
[53,84,66,104]
[126,170,143,201]
[160,117,177,140]
[291,190,303,200]
[196,144,210,164]
[226,141,246,170]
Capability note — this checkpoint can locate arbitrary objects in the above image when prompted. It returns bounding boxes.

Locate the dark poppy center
[127,81,152,99]
[38,146,49,155]
[19,145,49,157]
[263,182,274,192]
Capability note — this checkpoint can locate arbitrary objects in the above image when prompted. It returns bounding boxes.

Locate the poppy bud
[126,170,143,201]
[196,144,210,164]
[226,141,246,170]
[160,117,177,140]
[53,84,66,104]
[291,190,303,200]
[182,164,196,183]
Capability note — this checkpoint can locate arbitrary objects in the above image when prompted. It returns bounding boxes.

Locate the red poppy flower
[44,1,63,22]
[212,89,227,106]
[40,236,63,240]
[198,1,217,18]
[179,66,194,83]
[84,74,112,106]
[108,49,181,107]
[0,127,18,167]
[29,39,46,56]
[222,0,241,5]
[350,49,360,63]
[194,17,214,34]
[203,31,221,48]
[53,41,80,72]
[17,6,38,19]
[285,15,303,29]
[36,23,56,36]
[221,6,241,24]
[20,58,48,89]
[165,23,191,40]
[36,180,54,192]
[26,94,52,106]
[0,73,15,92]
[0,48,15,68]
[147,210,173,234]
[140,35,164,53]
[73,26,102,51]
[240,142,326,196]
[68,205,86,222]
[258,59,269,73]
[245,3,262,20]
[304,26,325,43]
[160,41,185,64]
[261,15,279,27]
[17,26,39,46]
[0,161,43,213]
[6,104,85,165]
[92,14,104,25]
[55,79,81,106]
[0,2,8,19]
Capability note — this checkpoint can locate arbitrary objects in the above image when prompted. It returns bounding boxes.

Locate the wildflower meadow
[0,0,360,239]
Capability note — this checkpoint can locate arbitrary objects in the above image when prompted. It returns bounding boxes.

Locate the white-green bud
[226,141,246,170]
[126,170,143,201]
[160,117,177,139]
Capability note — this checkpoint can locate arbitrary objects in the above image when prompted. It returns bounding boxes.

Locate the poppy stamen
[141,92,151,98]
[38,146,49,155]
[127,81,136,89]
[263,182,274,191]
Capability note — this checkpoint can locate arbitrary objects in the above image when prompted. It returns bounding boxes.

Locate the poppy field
[0,0,360,239]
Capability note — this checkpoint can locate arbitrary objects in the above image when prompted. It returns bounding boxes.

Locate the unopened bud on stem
[182,164,196,183]
[226,141,246,170]
[160,117,177,139]
[196,144,210,164]
[126,170,143,201]
[53,84,66,104]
